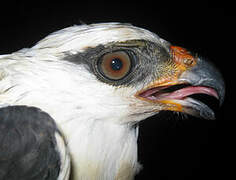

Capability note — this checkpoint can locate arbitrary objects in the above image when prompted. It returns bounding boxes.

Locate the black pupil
[111,58,123,71]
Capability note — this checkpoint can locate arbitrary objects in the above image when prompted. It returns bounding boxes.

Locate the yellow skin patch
[135,46,197,113]
[158,100,183,112]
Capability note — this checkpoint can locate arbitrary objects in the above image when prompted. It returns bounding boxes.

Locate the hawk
[0,23,225,180]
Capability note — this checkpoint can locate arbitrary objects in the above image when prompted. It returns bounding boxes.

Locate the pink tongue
[156,86,219,100]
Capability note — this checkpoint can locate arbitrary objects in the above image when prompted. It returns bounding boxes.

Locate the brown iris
[99,51,131,80]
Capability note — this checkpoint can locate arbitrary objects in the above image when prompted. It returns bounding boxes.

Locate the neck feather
[63,119,141,180]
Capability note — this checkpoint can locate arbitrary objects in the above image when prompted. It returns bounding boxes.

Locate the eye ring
[98,51,132,81]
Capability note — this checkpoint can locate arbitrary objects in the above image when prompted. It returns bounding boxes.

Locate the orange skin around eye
[101,51,131,80]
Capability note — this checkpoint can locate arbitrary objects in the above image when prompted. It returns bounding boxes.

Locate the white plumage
[0,23,161,179]
[0,23,224,180]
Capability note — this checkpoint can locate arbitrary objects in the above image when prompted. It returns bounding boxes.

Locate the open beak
[136,46,225,120]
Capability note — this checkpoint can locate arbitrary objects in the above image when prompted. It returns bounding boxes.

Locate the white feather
[0,23,161,179]
[55,132,71,180]
[30,23,168,56]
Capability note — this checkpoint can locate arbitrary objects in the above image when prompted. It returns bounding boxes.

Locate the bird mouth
[135,45,224,120]
[136,83,220,120]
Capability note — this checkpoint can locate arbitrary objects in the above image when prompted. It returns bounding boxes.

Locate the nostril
[183,58,194,66]
[170,45,197,68]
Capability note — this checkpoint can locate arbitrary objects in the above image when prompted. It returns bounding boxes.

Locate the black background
[0,1,235,180]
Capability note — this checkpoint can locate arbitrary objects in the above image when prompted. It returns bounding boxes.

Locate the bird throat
[64,120,141,180]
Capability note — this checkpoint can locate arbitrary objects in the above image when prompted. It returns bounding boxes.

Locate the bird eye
[98,51,132,80]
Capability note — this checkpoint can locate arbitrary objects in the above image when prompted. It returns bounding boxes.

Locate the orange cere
[170,46,197,69]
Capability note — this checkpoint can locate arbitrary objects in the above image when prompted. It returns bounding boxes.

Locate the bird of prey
[0,23,225,180]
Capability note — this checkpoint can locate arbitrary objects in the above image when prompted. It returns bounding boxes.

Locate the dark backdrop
[0,1,234,180]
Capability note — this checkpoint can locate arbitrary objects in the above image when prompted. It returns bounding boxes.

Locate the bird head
[22,23,224,124]
[1,23,225,179]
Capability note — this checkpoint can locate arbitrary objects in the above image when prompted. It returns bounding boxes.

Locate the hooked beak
[136,46,225,120]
